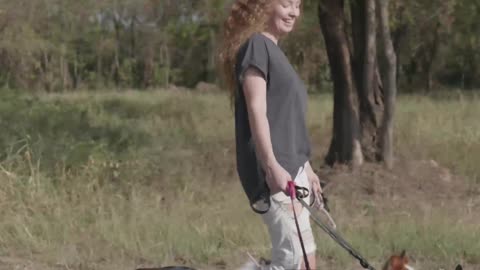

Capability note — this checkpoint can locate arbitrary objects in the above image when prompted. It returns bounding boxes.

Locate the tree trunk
[130,16,136,59]
[42,50,51,92]
[207,27,216,82]
[351,0,384,162]
[377,0,397,169]
[60,45,67,90]
[113,14,121,87]
[73,50,79,89]
[319,0,393,168]
[159,33,170,87]
[143,44,154,88]
[319,0,363,167]
[96,45,102,87]
[425,23,441,91]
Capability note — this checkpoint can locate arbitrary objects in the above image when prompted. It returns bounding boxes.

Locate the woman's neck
[261,31,280,45]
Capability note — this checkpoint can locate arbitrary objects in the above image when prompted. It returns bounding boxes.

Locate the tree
[377,0,397,169]
[390,0,456,91]
[318,0,363,167]
[318,0,397,168]
[0,0,478,91]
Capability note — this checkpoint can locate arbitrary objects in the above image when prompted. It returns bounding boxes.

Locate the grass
[0,89,479,269]
[394,92,480,182]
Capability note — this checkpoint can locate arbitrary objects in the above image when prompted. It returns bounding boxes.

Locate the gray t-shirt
[234,33,311,213]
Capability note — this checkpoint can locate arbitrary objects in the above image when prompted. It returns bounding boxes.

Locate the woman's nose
[289,7,300,18]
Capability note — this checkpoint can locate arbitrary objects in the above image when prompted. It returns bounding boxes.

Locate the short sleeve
[236,34,269,83]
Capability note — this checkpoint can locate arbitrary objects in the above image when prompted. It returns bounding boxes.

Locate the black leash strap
[297,198,376,270]
[287,181,311,270]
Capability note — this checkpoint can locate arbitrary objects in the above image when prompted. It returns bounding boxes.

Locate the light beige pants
[260,162,316,270]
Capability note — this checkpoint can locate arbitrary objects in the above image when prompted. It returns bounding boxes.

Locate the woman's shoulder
[238,33,268,56]
[248,32,271,45]
[239,33,276,55]
[239,33,269,47]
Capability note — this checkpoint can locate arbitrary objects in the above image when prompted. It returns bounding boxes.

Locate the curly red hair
[217,0,271,106]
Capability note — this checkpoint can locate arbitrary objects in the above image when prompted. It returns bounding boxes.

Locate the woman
[218,0,323,269]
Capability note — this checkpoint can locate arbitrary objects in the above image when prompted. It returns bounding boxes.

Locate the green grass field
[0,89,479,269]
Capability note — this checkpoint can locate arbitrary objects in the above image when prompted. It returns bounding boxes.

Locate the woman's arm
[243,67,291,194]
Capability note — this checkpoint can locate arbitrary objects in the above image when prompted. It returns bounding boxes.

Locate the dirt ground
[315,158,480,270]
[319,158,479,216]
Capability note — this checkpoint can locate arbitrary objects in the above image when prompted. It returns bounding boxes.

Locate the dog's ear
[399,250,409,264]
[455,265,463,270]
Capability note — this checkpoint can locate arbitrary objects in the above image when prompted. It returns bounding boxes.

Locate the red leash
[287,181,311,270]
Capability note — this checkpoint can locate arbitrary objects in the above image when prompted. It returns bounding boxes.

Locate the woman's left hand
[305,162,323,196]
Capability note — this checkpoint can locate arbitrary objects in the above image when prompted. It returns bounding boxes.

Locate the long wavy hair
[217,0,271,106]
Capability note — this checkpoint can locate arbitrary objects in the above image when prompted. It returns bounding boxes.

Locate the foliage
[0,0,478,91]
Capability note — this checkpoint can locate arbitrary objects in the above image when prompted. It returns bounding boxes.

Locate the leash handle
[287,181,296,199]
[287,181,311,270]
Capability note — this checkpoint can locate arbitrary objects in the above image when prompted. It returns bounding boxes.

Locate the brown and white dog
[382,250,414,270]
[381,250,463,270]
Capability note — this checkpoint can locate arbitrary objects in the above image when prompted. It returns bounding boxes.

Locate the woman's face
[267,0,301,36]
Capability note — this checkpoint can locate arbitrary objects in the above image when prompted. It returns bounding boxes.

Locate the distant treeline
[0,0,478,92]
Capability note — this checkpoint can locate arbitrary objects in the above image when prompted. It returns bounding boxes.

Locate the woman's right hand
[265,161,292,195]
